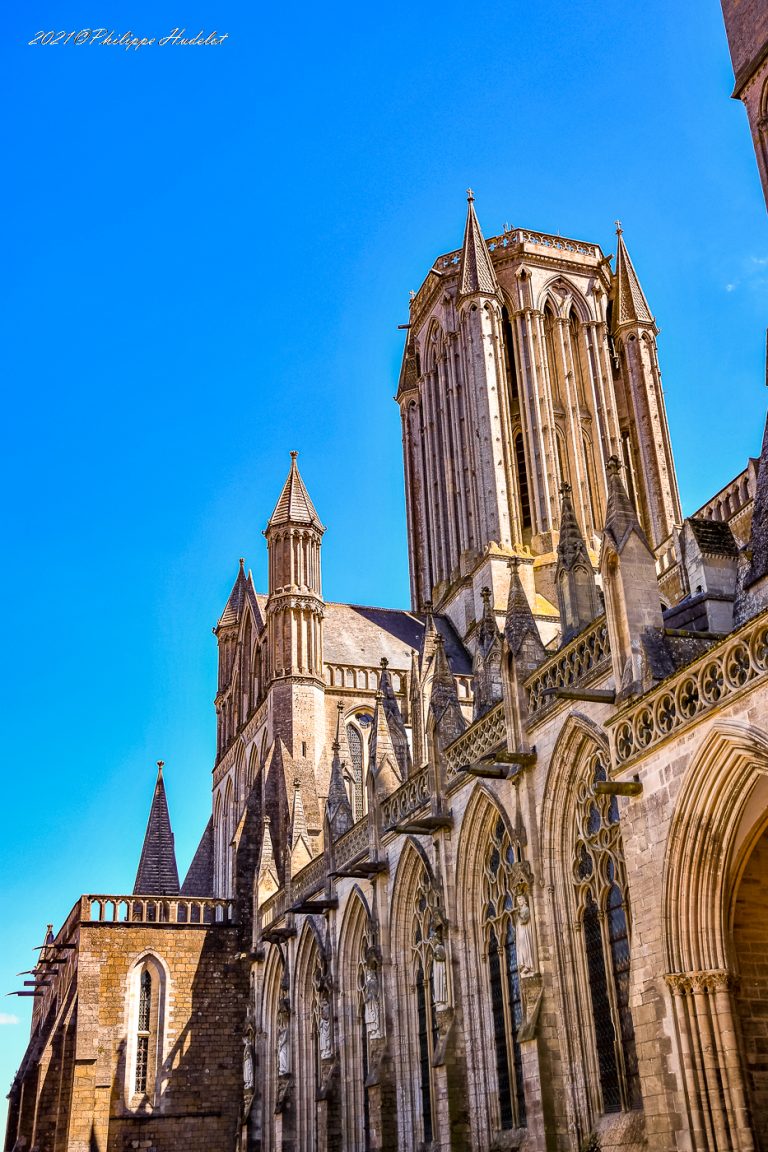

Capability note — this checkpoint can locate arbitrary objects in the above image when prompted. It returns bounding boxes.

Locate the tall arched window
[574,753,640,1112]
[543,304,564,409]
[483,817,527,1130]
[514,433,532,532]
[127,956,165,1106]
[346,710,373,821]
[501,305,519,403]
[569,310,588,406]
[412,874,438,1145]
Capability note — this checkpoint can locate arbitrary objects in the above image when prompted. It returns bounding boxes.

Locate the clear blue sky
[1,0,765,1125]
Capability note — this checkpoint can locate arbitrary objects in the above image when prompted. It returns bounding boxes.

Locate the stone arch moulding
[661,719,768,1152]
[536,275,592,323]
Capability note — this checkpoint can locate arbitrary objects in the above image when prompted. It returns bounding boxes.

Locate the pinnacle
[267,452,325,532]
[613,228,653,328]
[603,455,645,551]
[134,763,180,896]
[458,191,499,298]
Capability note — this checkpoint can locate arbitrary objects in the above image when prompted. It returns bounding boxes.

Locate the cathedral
[6,11,768,1152]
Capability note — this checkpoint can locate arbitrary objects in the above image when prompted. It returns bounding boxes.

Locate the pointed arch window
[573,753,641,1113]
[514,433,532,531]
[411,873,445,1144]
[569,310,588,406]
[501,305,519,403]
[346,709,373,821]
[128,957,165,1105]
[483,817,527,1130]
[543,304,564,409]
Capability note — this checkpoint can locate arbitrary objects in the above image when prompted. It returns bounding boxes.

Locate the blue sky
[1,0,766,1125]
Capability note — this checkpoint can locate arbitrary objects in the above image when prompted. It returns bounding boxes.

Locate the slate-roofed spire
[612,223,654,330]
[267,451,325,532]
[458,189,499,298]
[217,557,249,629]
[504,559,545,664]
[603,456,648,552]
[134,762,180,896]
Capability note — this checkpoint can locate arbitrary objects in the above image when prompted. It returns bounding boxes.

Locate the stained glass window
[482,817,527,1129]
[573,752,640,1113]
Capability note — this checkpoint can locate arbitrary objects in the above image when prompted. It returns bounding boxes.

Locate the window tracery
[573,752,641,1112]
[482,816,527,1130]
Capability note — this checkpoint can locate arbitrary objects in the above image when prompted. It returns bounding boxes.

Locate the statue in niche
[243,1035,254,1091]
[363,948,383,1040]
[318,991,333,1060]
[515,891,536,976]
[276,997,290,1076]
[430,929,448,1009]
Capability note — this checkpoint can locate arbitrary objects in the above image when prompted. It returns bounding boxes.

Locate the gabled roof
[612,226,654,329]
[322,602,471,674]
[267,452,325,532]
[458,190,499,298]
[134,763,180,896]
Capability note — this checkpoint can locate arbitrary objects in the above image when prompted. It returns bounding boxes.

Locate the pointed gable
[602,456,649,553]
[612,225,654,329]
[134,763,180,896]
[458,190,499,298]
[217,558,249,630]
[180,818,214,897]
[504,559,546,664]
[267,452,325,532]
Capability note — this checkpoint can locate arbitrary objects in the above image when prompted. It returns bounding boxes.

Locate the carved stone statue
[318,992,332,1060]
[276,998,290,1075]
[243,1036,254,1091]
[363,949,383,1040]
[430,931,448,1008]
[515,892,536,976]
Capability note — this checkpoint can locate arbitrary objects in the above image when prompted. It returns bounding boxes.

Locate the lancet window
[514,433,532,531]
[573,752,641,1113]
[135,969,151,1094]
[346,710,373,821]
[355,930,378,1150]
[410,873,446,1145]
[482,817,527,1130]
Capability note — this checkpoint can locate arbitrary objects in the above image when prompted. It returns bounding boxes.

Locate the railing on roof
[445,702,507,778]
[609,612,768,771]
[525,616,611,721]
[82,895,235,925]
[381,764,432,830]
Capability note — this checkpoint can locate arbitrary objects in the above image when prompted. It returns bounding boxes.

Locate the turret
[265,452,325,682]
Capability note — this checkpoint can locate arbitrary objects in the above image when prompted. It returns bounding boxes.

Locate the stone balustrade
[525,616,611,720]
[445,702,507,777]
[82,895,235,925]
[609,613,768,770]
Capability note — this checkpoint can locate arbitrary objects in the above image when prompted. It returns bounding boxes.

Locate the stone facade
[8,34,768,1149]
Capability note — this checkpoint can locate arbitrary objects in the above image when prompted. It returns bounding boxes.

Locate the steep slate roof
[217,558,249,629]
[134,764,180,896]
[322,602,472,674]
[612,227,654,328]
[180,818,214,897]
[458,190,499,297]
[688,517,739,558]
[267,452,325,531]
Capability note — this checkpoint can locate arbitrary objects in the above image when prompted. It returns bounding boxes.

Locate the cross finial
[615,219,623,235]
[466,187,474,203]
[290,450,298,461]
[156,760,164,775]
[507,556,520,573]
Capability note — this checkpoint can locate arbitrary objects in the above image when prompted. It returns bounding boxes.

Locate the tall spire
[134,762,180,896]
[458,189,499,297]
[267,452,325,532]
[612,224,654,330]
